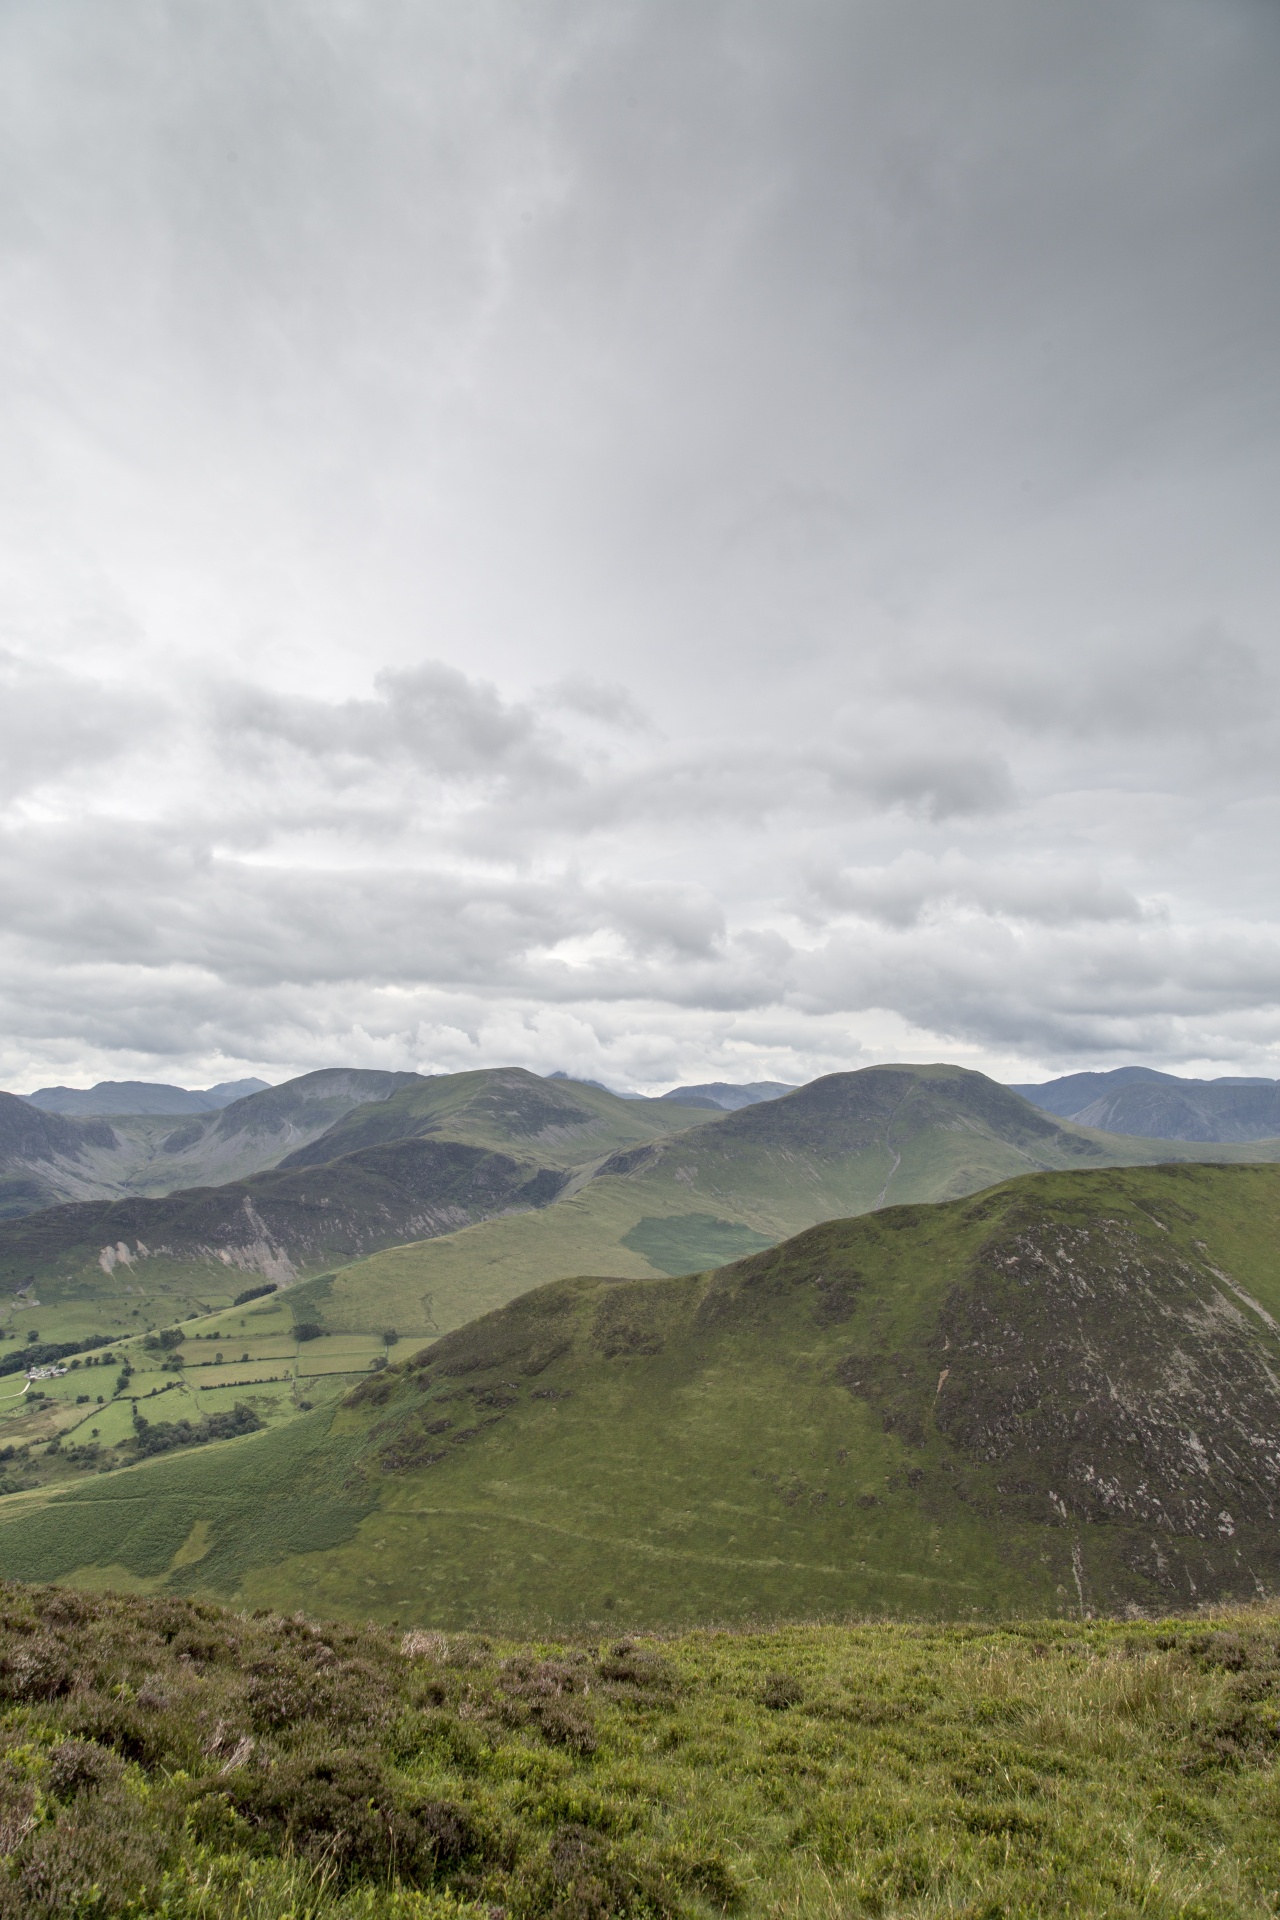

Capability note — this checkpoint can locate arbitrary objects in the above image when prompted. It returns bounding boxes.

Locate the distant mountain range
[0,1069,425,1219]
[550,1072,795,1110]
[21,1078,270,1115]
[1010,1064,1280,1141]
[5,1061,1280,1228]
[9,1061,1279,1383]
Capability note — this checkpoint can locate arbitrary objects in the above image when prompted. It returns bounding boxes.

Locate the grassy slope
[3,1585,1280,1918]
[6,1063,1272,1367]
[5,1160,1280,1631]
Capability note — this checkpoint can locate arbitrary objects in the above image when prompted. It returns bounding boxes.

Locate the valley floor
[0,1579,1277,1917]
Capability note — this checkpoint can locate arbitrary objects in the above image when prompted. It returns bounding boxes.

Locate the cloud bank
[1,0,1278,1091]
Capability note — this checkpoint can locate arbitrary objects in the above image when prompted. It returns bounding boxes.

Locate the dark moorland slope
[4,1160,1280,1630]
[0,1135,575,1291]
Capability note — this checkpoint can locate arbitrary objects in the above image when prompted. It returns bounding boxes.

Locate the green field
[2,1579,1280,1917]
[3,1160,1279,1630]
[0,1285,387,1492]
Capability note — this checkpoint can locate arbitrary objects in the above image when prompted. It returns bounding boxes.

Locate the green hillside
[297,1062,1280,1350]
[2,1065,1277,1519]
[1,1581,1278,1919]
[0,1065,697,1220]
[3,1159,1280,1630]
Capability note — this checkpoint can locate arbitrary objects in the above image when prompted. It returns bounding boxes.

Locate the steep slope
[22,1077,268,1115]
[9,1062,1275,1432]
[0,1069,426,1215]
[0,1094,121,1220]
[1012,1065,1280,1140]
[4,1160,1280,1625]
[0,1069,714,1343]
[278,1067,703,1170]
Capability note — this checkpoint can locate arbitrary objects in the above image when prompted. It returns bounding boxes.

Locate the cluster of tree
[128,1402,264,1459]
[0,1334,111,1378]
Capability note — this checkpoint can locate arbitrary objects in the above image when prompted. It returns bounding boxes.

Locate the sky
[2,0,1279,1096]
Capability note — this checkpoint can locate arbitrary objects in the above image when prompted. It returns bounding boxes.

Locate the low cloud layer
[2,1,1278,1092]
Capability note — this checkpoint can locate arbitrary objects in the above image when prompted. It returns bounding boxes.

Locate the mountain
[658,1080,796,1110]
[276,1067,699,1172]
[1012,1065,1280,1141]
[0,1067,715,1340]
[0,1134,575,1298]
[294,1061,1280,1351]
[6,1062,1279,1500]
[0,1094,119,1219]
[0,1068,428,1217]
[3,1158,1279,1627]
[21,1077,269,1115]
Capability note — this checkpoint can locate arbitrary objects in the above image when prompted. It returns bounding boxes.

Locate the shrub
[142,1328,184,1353]
[761,1673,804,1710]
[226,1749,481,1885]
[46,1739,118,1799]
[0,1635,72,1700]
[233,1282,278,1306]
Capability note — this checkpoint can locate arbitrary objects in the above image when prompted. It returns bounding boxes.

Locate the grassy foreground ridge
[0,1580,1279,1916]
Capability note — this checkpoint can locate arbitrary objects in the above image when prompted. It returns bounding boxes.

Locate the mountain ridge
[20,1077,270,1116]
[1012,1064,1280,1140]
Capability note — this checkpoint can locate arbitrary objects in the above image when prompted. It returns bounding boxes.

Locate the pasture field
[0,1289,387,1499]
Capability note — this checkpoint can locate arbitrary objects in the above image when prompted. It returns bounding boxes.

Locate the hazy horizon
[3,1,1279,1095]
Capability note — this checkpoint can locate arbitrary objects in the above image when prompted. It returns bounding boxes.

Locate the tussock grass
[0,1582,1278,1915]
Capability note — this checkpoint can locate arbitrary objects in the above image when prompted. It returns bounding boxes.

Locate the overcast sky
[2,0,1279,1095]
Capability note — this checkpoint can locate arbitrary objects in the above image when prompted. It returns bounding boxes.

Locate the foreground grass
[0,1583,1279,1915]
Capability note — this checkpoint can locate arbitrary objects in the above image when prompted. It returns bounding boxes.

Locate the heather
[0,1581,1279,1915]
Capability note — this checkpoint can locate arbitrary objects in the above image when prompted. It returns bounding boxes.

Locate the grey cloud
[931,627,1273,745]
[805,856,1148,930]
[214,663,571,787]
[208,668,1016,833]
[2,0,1279,1087]
[0,651,159,799]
